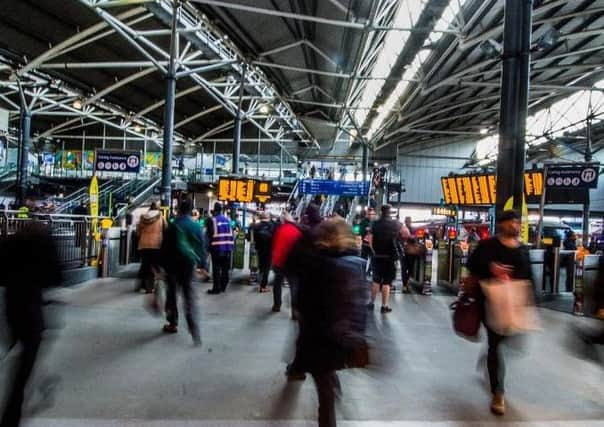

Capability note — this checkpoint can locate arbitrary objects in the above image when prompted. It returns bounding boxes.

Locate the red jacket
[272,221,303,269]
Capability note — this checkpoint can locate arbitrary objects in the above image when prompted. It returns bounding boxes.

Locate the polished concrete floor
[1,266,603,426]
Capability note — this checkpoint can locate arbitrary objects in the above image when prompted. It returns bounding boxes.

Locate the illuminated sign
[441,171,543,205]
[217,178,272,203]
[432,207,457,217]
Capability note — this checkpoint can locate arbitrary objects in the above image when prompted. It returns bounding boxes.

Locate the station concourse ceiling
[0,0,603,164]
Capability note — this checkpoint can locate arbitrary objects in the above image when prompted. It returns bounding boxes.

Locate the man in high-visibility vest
[206,202,234,294]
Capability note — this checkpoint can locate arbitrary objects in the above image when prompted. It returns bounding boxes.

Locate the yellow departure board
[217,178,272,203]
[441,171,543,205]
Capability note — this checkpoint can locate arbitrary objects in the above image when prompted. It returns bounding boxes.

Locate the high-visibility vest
[210,214,234,254]
[17,206,29,219]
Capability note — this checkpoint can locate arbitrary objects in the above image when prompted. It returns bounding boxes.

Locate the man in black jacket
[249,212,275,293]
[467,210,531,416]
[367,205,407,313]
[0,223,62,427]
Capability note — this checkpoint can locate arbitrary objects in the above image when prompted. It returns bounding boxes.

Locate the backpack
[254,221,274,248]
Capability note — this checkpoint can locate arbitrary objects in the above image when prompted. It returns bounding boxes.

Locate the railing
[0,210,109,270]
[113,177,161,219]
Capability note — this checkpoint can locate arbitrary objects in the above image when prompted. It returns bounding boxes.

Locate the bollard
[573,245,589,316]
[423,239,434,295]
[458,241,470,286]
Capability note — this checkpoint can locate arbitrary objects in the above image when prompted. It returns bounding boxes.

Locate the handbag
[450,292,481,341]
[480,279,539,336]
[405,240,426,257]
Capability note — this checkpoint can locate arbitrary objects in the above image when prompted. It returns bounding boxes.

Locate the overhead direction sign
[218,177,272,203]
[441,171,543,205]
[95,150,141,173]
[299,179,369,196]
[545,165,599,189]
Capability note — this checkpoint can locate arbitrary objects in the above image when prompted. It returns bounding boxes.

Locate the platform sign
[441,171,543,206]
[432,207,457,217]
[95,150,141,173]
[217,177,272,203]
[545,165,599,189]
[299,179,369,196]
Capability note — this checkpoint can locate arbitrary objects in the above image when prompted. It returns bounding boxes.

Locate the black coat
[296,248,368,373]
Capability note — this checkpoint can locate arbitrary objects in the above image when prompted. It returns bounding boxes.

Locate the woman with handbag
[466,210,533,416]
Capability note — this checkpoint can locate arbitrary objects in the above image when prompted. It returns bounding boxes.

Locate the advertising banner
[95,150,141,173]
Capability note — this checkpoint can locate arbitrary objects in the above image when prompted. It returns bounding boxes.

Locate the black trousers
[310,370,338,427]
[272,269,298,310]
[486,327,506,394]
[258,251,271,289]
[211,253,231,292]
[1,303,43,427]
[138,249,160,292]
[165,264,199,340]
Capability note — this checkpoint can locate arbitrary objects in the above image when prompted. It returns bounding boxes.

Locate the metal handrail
[114,177,161,219]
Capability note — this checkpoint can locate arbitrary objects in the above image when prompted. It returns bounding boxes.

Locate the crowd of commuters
[2,195,603,427]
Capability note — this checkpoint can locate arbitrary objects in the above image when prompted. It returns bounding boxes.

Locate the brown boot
[490,392,505,416]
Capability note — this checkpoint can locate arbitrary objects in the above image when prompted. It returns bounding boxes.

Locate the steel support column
[362,142,368,201]
[160,3,178,210]
[495,0,531,216]
[583,118,593,244]
[232,64,246,175]
[16,109,31,207]
[514,0,533,212]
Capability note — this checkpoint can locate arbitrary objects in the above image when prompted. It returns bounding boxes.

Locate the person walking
[295,219,369,427]
[271,211,303,312]
[249,212,275,293]
[206,202,234,294]
[136,202,166,293]
[367,204,407,313]
[466,209,532,416]
[0,222,62,427]
[161,198,207,345]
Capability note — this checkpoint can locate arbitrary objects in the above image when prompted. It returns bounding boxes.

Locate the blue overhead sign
[299,179,369,196]
[546,165,599,189]
[95,150,141,173]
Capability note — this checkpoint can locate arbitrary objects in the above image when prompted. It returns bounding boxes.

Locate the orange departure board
[441,171,543,205]
[218,178,272,203]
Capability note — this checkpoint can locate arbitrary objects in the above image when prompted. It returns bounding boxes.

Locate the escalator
[0,165,17,195]
[112,177,161,219]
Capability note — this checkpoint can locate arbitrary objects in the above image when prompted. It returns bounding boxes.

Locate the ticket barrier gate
[435,240,477,294]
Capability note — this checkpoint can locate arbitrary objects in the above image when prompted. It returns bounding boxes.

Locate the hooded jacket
[137,210,166,250]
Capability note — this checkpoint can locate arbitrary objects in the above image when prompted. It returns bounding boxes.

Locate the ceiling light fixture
[72,99,83,110]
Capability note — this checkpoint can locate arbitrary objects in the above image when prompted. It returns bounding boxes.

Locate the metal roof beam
[17,7,148,76]
[38,59,230,69]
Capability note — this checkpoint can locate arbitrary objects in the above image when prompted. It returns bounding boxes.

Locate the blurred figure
[136,202,166,294]
[359,209,376,275]
[466,210,532,416]
[271,211,303,313]
[296,220,368,427]
[301,203,322,229]
[0,222,62,427]
[249,212,275,293]
[206,202,234,294]
[563,230,577,250]
[367,205,408,313]
[466,227,481,244]
[160,199,207,345]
